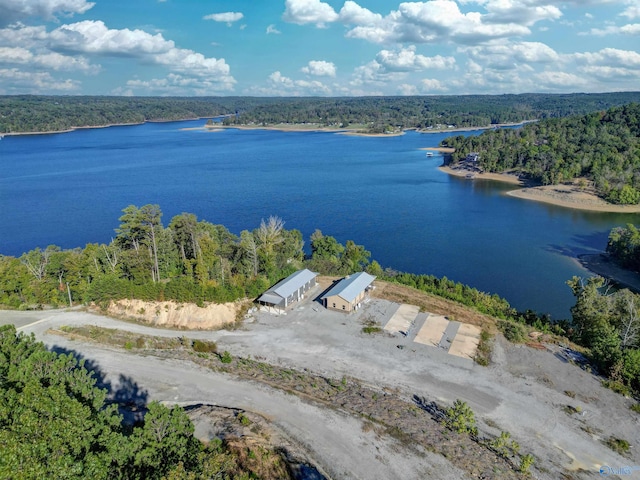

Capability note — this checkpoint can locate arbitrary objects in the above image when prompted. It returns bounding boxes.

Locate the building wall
[324,294,352,312]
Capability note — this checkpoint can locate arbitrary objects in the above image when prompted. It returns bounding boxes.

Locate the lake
[0,120,636,319]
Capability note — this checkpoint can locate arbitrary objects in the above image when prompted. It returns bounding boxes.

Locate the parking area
[254,287,480,362]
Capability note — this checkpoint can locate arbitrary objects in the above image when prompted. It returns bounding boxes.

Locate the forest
[0,324,293,479]
[442,102,640,204]
[3,92,640,134]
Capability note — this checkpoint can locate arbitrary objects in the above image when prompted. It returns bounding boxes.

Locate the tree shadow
[49,345,149,424]
[545,230,612,259]
[412,394,446,422]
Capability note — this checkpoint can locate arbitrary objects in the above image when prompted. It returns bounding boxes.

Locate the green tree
[128,402,200,479]
[444,399,477,435]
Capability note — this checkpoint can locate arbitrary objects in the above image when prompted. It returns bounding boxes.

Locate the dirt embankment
[100,299,243,329]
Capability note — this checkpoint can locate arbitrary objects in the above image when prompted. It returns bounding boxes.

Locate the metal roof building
[257,269,318,312]
[321,271,376,313]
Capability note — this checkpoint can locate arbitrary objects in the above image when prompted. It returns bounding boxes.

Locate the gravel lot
[2,292,640,479]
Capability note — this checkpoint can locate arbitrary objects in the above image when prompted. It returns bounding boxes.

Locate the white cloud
[126,73,233,95]
[0,0,94,27]
[584,23,640,35]
[49,21,174,55]
[420,78,447,91]
[621,23,640,34]
[398,83,418,95]
[622,4,640,19]
[573,47,640,68]
[266,24,281,34]
[350,60,407,87]
[461,41,559,70]
[0,24,48,48]
[0,68,79,93]
[263,70,332,95]
[6,20,236,93]
[376,46,455,71]
[482,0,562,26]
[301,60,336,76]
[282,0,339,27]
[533,71,589,90]
[0,46,98,72]
[203,12,244,26]
[344,0,531,45]
[339,1,382,25]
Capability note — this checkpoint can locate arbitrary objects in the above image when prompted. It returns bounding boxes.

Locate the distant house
[257,269,318,312]
[321,272,376,313]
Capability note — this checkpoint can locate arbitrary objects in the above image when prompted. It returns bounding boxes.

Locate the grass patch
[605,437,630,455]
[51,325,185,350]
[631,403,640,414]
[192,339,217,353]
[361,316,383,335]
[475,330,493,366]
[362,325,383,334]
[602,379,632,396]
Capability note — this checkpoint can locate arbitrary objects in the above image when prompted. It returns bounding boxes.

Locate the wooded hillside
[3,92,640,134]
[443,103,640,204]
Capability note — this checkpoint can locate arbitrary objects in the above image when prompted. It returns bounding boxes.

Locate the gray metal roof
[257,293,284,306]
[259,269,317,305]
[321,272,376,303]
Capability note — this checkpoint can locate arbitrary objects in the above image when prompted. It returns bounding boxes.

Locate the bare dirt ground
[2,284,640,479]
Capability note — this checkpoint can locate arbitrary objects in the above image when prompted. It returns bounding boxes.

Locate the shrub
[519,453,534,474]
[490,431,520,458]
[220,351,233,364]
[192,339,217,353]
[606,437,630,455]
[444,399,477,436]
[237,412,251,426]
[498,319,527,343]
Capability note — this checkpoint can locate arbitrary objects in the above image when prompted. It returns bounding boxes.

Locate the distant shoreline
[2,119,534,138]
[1,117,210,137]
[439,165,640,213]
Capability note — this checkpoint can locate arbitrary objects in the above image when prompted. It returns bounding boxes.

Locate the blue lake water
[0,119,637,319]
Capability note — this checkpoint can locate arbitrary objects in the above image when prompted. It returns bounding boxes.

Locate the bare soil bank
[96,299,242,329]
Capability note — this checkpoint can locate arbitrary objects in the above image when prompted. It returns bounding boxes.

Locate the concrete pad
[383,304,419,335]
[448,324,481,359]
[457,323,481,339]
[414,314,449,347]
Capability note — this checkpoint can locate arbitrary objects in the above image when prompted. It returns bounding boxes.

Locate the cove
[0,119,636,319]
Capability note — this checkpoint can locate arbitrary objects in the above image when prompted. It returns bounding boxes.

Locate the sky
[0,0,638,96]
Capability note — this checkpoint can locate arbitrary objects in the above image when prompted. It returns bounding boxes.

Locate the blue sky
[0,0,638,96]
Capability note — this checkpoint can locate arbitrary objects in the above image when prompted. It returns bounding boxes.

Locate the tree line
[226,92,640,134]
[442,102,640,204]
[4,92,640,134]
[0,205,377,309]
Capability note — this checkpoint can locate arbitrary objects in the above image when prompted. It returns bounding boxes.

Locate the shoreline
[3,119,536,138]
[439,165,640,213]
[2,117,212,137]
[577,254,640,293]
